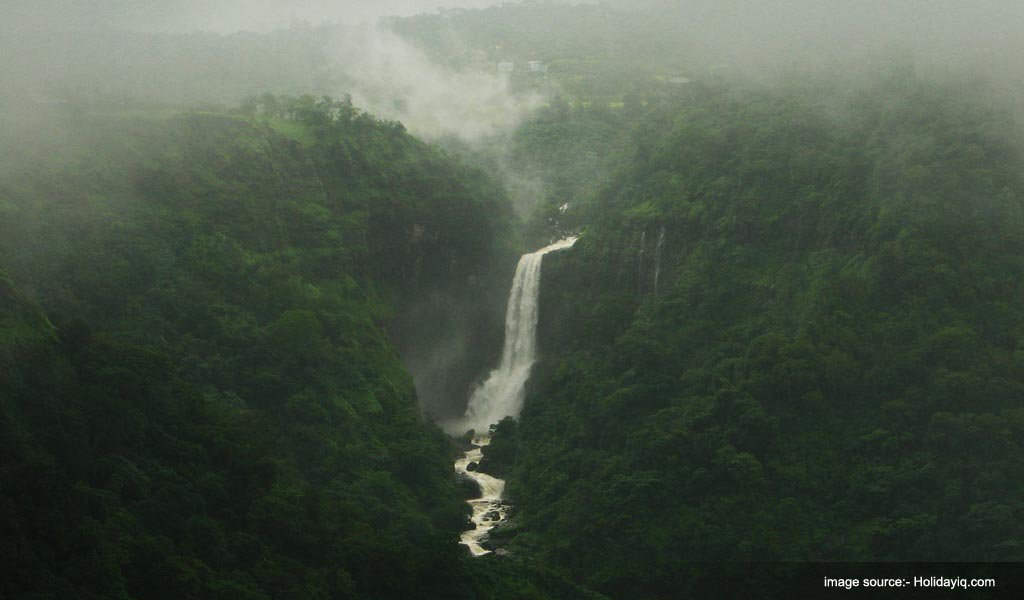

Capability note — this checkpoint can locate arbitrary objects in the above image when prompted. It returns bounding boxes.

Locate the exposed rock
[455,475,480,500]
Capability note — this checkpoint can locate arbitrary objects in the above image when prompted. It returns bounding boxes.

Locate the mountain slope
[490,76,1024,597]
[0,100,596,599]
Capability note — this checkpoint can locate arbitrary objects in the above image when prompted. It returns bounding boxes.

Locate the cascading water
[448,236,577,556]
[453,434,507,556]
[653,226,666,295]
[455,236,578,434]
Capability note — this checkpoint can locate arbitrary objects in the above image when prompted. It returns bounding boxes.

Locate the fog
[7,1,506,33]
[8,0,1023,85]
[325,25,543,140]
[3,2,550,142]
[618,1,1024,84]
[6,1,1023,130]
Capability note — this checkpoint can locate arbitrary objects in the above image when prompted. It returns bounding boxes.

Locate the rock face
[456,475,481,500]
[466,462,479,472]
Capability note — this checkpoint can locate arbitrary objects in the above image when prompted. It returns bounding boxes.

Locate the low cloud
[325,25,544,141]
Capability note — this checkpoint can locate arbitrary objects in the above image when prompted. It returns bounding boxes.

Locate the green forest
[485,73,1024,596]
[0,98,599,598]
[4,1,1024,599]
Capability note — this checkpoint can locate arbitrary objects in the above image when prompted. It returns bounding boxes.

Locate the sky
[11,1,1023,61]
[6,0,1023,132]
[6,1,511,32]
[2,1,552,142]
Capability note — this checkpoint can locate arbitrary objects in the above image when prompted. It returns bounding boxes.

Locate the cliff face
[503,80,1024,598]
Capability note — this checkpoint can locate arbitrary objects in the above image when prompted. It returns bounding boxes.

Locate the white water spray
[453,434,507,556]
[454,236,577,434]
[449,236,576,556]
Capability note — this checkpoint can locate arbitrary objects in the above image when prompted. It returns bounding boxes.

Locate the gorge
[4,2,1024,598]
[448,236,578,556]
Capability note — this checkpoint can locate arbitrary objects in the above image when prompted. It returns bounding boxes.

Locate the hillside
[487,75,1024,597]
[0,99,596,599]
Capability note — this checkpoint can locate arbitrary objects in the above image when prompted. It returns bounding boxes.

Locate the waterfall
[637,230,647,292]
[454,236,577,434]
[448,236,577,555]
[653,226,666,295]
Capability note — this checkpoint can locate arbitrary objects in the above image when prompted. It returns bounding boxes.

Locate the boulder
[456,476,480,499]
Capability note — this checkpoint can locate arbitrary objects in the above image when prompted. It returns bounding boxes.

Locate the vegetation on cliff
[0,98,597,599]
[491,74,1024,597]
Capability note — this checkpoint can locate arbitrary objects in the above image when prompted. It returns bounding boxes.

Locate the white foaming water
[453,434,507,556]
[453,236,578,435]
[447,236,576,556]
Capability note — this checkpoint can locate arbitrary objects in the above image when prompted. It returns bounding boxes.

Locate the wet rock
[453,430,477,452]
[484,510,501,521]
[466,461,479,472]
[456,476,480,500]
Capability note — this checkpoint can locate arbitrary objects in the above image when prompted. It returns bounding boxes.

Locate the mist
[8,1,1023,133]
[3,4,551,144]
[615,1,1024,84]
[324,25,543,141]
[7,0,506,33]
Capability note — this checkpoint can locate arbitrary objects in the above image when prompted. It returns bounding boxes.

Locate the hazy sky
[7,0,1023,125]
[6,0,509,32]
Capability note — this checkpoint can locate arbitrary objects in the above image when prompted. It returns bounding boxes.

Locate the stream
[453,434,508,556]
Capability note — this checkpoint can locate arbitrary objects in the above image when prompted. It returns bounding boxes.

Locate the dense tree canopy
[0,99,596,599]
[487,75,1024,598]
